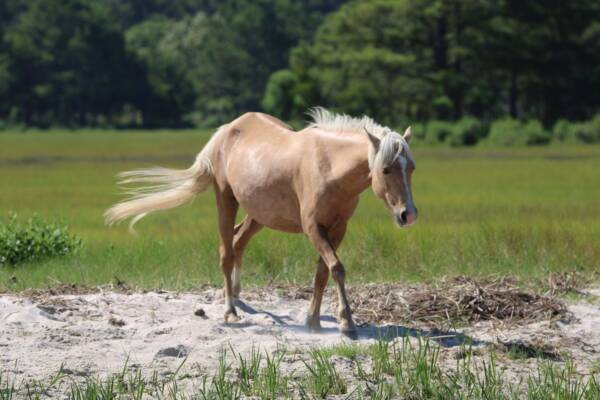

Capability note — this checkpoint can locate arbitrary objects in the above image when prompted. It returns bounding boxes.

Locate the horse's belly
[232,181,303,233]
[252,212,302,233]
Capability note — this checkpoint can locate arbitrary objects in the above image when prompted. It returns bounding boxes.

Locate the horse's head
[366,126,418,228]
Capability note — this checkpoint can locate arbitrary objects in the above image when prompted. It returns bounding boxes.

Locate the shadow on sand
[232,299,483,348]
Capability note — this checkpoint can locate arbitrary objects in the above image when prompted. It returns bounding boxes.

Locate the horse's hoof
[224,312,240,324]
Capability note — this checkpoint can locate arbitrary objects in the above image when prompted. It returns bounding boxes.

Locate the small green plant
[370,338,393,378]
[303,349,347,398]
[256,349,288,399]
[231,343,262,394]
[506,344,530,360]
[318,343,367,359]
[0,213,81,267]
[591,357,600,375]
[0,372,16,400]
[526,360,600,399]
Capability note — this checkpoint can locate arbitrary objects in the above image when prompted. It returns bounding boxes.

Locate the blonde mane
[307,107,410,169]
[307,107,390,138]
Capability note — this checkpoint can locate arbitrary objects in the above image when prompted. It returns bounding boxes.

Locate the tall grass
[0,130,599,290]
[302,349,347,397]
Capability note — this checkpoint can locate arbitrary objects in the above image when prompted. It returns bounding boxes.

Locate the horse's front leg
[305,222,357,339]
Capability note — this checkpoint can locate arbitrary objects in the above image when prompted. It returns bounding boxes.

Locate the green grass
[2,338,599,399]
[316,342,368,359]
[1,130,599,291]
[302,349,347,397]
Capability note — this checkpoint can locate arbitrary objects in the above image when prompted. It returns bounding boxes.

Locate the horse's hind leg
[232,217,263,298]
[306,257,329,331]
[215,189,239,323]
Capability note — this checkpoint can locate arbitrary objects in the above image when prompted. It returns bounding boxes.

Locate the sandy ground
[1,286,599,391]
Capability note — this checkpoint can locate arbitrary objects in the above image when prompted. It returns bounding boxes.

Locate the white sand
[0,289,361,381]
[1,287,599,384]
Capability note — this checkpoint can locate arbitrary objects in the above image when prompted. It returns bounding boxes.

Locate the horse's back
[230,112,294,135]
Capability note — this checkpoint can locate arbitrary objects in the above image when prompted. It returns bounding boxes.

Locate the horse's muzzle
[395,208,418,227]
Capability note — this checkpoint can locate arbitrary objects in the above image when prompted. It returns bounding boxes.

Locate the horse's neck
[333,141,372,198]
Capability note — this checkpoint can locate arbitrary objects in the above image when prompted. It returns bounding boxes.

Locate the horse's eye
[382,167,390,175]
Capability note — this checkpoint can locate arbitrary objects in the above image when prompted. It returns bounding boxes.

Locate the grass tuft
[302,349,347,398]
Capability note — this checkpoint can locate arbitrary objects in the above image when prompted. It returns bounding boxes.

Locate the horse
[105,108,418,338]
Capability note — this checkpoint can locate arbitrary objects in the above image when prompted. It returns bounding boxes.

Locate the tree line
[0,0,598,131]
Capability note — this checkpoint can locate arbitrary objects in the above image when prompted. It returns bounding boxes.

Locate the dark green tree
[187,0,333,125]
[269,0,600,126]
[4,0,133,125]
[125,16,205,126]
[268,0,440,125]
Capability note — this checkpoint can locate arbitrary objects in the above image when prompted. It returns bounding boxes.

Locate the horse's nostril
[400,210,407,224]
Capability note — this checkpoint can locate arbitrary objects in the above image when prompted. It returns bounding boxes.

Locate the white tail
[104,128,223,231]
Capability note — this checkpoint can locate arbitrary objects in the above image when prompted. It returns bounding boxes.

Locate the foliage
[1,0,599,130]
[486,118,551,146]
[413,114,599,147]
[553,115,600,144]
[180,0,332,126]
[408,123,427,141]
[425,120,455,144]
[274,0,600,127]
[521,120,552,145]
[447,117,488,146]
[286,0,435,125]
[0,0,335,127]
[487,118,520,146]
[261,70,299,122]
[2,0,136,127]
[0,214,81,267]
[552,119,573,142]
[124,15,206,127]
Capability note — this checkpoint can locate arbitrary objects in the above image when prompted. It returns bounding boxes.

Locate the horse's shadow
[232,299,483,348]
[357,324,483,347]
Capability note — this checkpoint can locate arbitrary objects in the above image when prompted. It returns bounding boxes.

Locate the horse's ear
[364,127,380,151]
[403,126,412,143]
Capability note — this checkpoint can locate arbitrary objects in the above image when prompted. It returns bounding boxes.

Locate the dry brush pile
[278,274,578,328]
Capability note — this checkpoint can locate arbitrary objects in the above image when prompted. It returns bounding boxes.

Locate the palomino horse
[105,108,418,338]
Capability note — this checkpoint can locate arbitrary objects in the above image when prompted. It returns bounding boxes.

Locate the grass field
[1,130,599,291]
